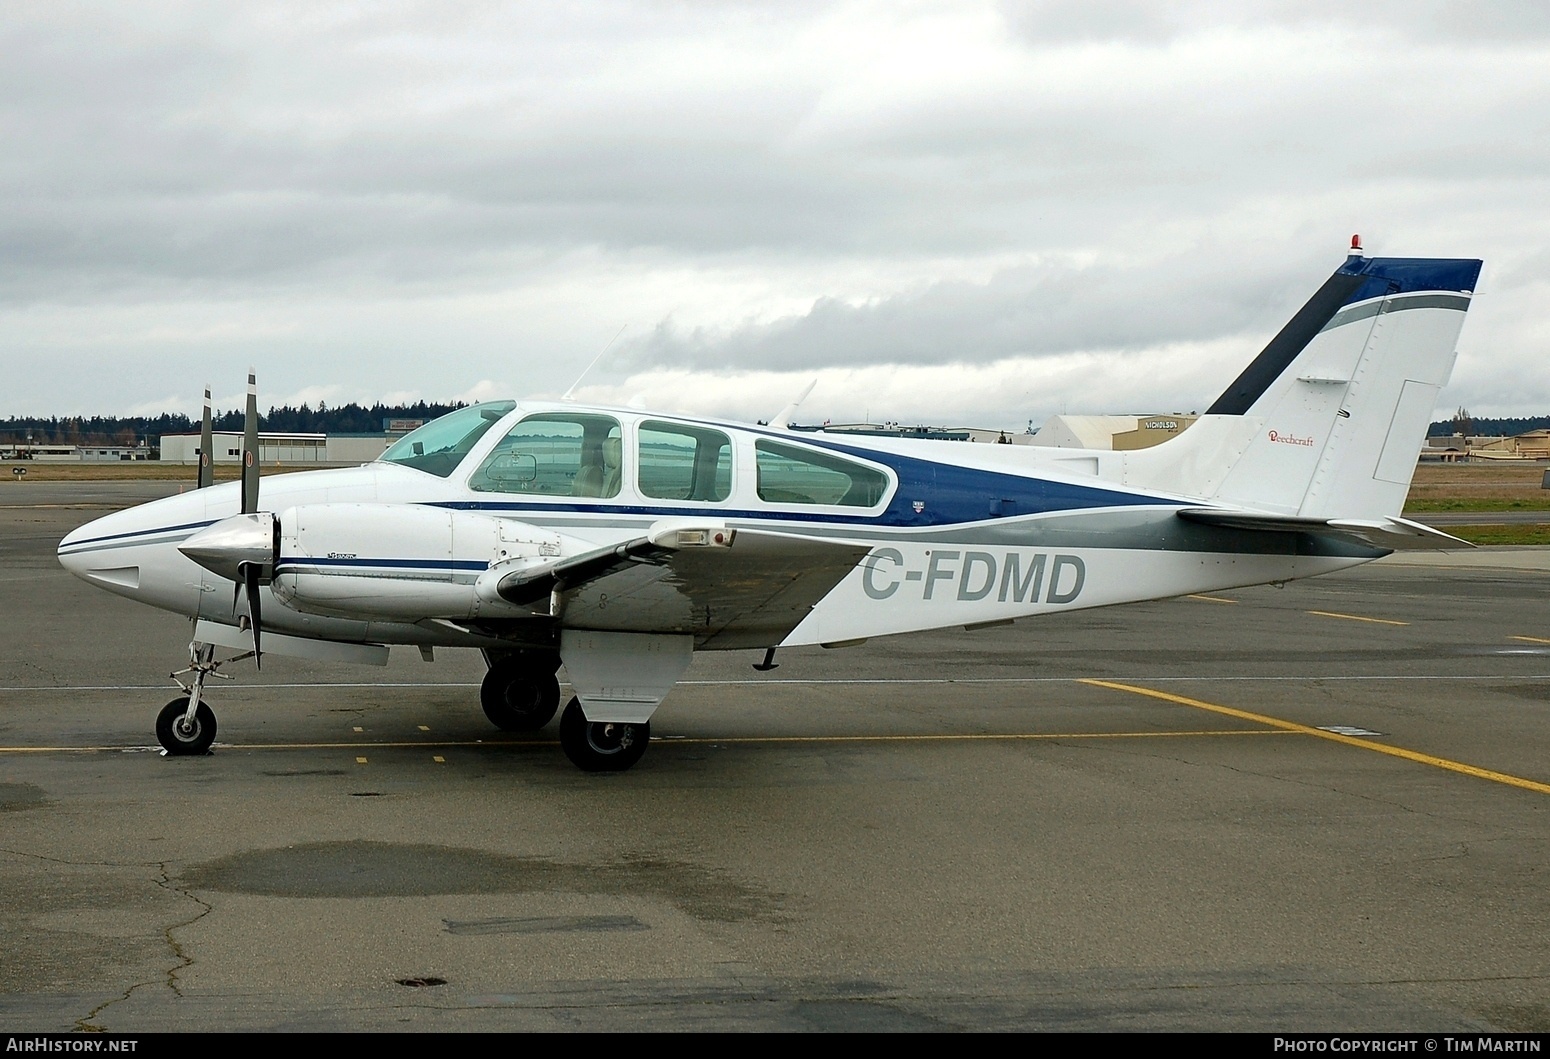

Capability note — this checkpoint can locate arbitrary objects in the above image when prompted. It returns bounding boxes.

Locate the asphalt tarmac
[2,483,1549,1032]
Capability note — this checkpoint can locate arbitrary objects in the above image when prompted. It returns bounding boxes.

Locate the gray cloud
[999,0,1550,46]
[0,2,1544,419]
[623,248,1332,373]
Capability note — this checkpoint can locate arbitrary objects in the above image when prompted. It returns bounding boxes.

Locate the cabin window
[637,421,732,502]
[379,402,516,478]
[469,413,622,497]
[754,440,889,507]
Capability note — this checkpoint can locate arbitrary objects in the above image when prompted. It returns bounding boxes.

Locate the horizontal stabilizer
[1176,508,1473,551]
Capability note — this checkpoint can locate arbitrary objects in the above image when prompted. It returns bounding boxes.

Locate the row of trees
[7,402,1547,450]
[0,401,467,449]
[1428,407,1550,438]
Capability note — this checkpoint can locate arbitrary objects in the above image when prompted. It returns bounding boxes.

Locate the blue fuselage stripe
[277,557,489,572]
[58,518,218,553]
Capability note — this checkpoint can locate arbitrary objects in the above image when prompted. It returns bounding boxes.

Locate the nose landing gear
[158,640,244,755]
[156,696,217,755]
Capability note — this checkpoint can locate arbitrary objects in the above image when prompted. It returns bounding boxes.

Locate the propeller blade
[235,561,263,668]
[198,385,214,490]
[244,562,262,668]
[241,370,259,515]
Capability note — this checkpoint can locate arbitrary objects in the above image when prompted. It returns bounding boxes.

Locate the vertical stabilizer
[1127,253,1481,519]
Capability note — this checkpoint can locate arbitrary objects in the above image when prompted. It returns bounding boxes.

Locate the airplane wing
[1176,508,1473,551]
[491,523,873,648]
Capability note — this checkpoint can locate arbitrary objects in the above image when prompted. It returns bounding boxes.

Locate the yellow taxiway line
[654,730,1294,745]
[1306,610,1410,626]
[1082,678,1550,797]
[0,729,1295,755]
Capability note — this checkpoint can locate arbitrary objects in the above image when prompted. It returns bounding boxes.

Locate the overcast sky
[4,1,1547,429]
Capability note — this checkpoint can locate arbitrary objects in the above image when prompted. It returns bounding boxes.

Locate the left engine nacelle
[271,503,564,621]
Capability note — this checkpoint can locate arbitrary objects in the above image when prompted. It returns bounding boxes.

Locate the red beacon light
[1350,234,1363,254]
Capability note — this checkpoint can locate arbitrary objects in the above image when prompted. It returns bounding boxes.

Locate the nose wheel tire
[156,697,217,755]
[558,698,650,772]
[480,664,561,731]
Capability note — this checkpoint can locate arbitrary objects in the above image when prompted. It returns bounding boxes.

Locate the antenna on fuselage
[562,325,629,402]
[768,379,817,430]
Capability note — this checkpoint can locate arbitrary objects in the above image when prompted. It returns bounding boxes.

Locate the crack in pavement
[0,849,216,1033]
[75,861,213,1031]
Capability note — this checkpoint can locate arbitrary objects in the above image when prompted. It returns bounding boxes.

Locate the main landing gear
[483,651,651,770]
[479,651,561,732]
[558,698,650,772]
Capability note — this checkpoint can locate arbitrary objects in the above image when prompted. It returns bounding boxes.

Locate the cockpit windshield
[377,401,516,478]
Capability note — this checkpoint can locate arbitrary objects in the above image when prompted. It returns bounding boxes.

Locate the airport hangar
[157,430,393,467]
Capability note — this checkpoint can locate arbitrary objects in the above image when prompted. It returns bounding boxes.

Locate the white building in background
[1,442,152,461]
[1029,414,1199,451]
[158,432,391,466]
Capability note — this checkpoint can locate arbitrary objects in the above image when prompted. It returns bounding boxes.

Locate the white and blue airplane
[58,243,1482,771]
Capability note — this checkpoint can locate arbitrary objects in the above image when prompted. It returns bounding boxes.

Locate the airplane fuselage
[59,403,1373,657]
[52,250,1481,768]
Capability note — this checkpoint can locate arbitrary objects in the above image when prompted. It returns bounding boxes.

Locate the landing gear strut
[480,652,561,731]
[558,697,650,772]
[158,641,235,755]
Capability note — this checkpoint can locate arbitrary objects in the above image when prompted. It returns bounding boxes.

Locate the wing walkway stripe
[1082,678,1550,797]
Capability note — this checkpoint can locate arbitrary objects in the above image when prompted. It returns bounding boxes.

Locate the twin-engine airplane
[59,243,1482,771]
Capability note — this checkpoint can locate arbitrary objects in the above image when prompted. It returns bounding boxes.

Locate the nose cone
[58,489,223,613]
[58,510,142,587]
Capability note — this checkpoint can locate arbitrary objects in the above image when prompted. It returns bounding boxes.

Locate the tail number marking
[862,548,1085,605]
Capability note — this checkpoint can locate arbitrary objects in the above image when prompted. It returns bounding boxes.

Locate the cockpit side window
[638,421,732,502]
[378,402,516,478]
[468,413,623,497]
[754,440,889,507]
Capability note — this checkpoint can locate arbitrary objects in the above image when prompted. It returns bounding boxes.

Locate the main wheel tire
[480,664,561,731]
[156,697,217,755]
[558,698,650,772]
